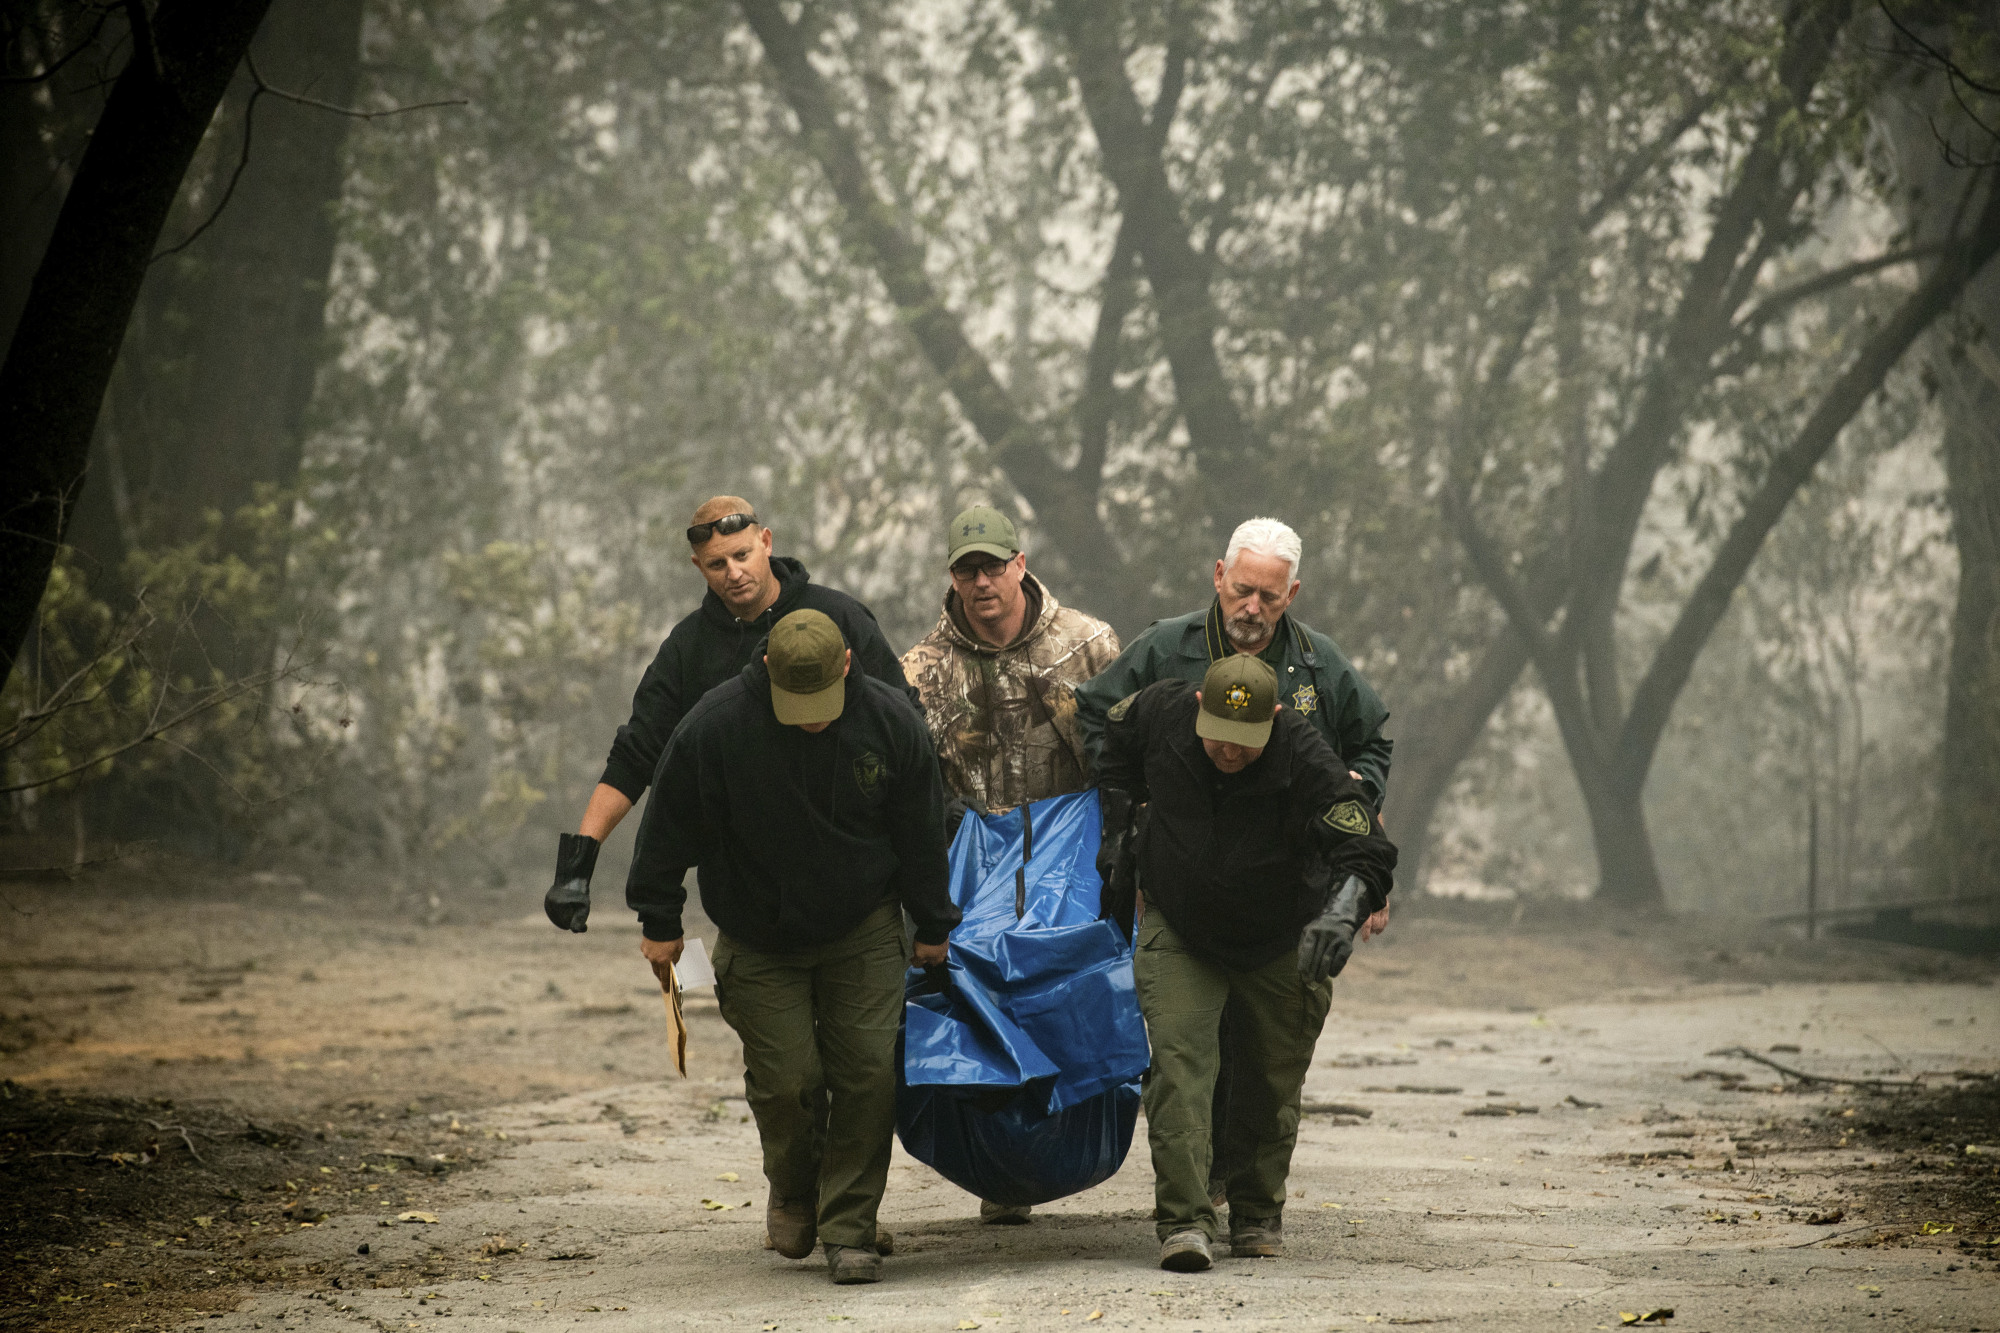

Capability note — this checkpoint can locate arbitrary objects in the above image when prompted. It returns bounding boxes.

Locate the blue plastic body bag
[896,790,1149,1207]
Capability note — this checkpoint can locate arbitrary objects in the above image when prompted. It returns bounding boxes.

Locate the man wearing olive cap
[1095,655,1396,1272]
[903,504,1120,819]
[900,504,1120,1225]
[624,609,961,1285]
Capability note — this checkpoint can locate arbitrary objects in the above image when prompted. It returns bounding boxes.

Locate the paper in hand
[660,967,688,1078]
[676,937,716,989]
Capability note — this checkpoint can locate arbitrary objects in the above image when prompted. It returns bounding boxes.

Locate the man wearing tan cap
[546,497,912,932]
[623,609,960,1284]
[1095,655,1396,1272]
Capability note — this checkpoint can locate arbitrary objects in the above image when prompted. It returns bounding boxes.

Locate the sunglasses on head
[686,512,758,545]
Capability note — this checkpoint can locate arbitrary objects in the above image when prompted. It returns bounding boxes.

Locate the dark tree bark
[1873,7,2000,907]
[0,0,276,687]
[162,0,365,550]
[1937,295,2000,905]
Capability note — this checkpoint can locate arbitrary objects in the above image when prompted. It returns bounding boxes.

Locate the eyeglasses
[950,557,1015,583]
[686,512,757,545]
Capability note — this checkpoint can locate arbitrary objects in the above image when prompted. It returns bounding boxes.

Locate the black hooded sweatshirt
[598,556,915,801]
[624,651,961,952]
[1095,679,1397,970]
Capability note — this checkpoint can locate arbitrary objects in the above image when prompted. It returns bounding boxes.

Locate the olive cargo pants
[1133,911,1333,1241]
[712,901,908,1251]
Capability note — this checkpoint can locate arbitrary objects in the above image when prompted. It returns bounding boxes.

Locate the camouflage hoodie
[901,574,1121,812]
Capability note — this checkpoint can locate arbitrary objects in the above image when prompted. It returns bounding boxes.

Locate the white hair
[1222,517,1302,584]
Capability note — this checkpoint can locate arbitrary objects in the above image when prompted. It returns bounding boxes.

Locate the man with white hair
[1074,516,1393,1212]
[1076,518,1391,801]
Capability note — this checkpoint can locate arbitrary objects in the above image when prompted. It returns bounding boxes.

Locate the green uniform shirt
[1074,599,1392,806]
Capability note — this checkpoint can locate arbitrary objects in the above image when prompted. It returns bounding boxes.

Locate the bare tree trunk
[0,0,276,687]
[162,0,365,550]
[1580,773,1664,910]
[1938,288,2000,904]
[1385,629,1530,886]
[1050,0,1266,531]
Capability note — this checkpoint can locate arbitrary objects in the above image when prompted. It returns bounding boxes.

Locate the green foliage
[1,493,323,808]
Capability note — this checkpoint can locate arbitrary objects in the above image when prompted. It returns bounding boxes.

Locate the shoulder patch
[1106,692,1138,722]
[1322,799,1372,836]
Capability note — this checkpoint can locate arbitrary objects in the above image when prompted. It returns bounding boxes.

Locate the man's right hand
[640,935,685,988]
[545,833,600,932]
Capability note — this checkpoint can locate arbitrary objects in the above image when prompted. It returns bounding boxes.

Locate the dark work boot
[1229,1215,1283,1258]
[765,1189,816,1260]
[826,1243,882,1284]
[1159,1229,1213,1272]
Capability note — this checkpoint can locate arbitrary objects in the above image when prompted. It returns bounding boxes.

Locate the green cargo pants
[712,900,908,1251]
[1133,909,1333,1242]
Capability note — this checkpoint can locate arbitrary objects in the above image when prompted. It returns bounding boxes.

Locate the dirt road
[3,874,1996,1331]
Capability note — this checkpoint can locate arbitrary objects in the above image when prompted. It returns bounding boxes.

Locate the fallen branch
[1707,1046,1923,1090]
[144,1119,206,1164]
[1787,1220,1906,1248]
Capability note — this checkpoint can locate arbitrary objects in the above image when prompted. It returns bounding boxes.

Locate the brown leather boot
[765,1189,816,1260]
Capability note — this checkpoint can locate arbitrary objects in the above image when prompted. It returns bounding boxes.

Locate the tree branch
[0,6,116,85]
[733,0,1120,581]
[1727,243,1946,338]
[1614,179,2000,787]
[1051,0,1265,530]
[151,51,463,262]
[1072,37,1186,498]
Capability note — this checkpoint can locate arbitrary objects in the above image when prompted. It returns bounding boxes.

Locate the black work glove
[1095,788,1135,886]
[1298,875,1369,982]
[545,832,599,933]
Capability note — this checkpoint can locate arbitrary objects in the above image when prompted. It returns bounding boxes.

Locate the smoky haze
[2,3,1999,1328]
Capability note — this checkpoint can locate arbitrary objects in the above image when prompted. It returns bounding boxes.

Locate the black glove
[944,793,988,842]
[1298,875,1369,982]
[545,832,599,933]
[1096,788,1140,935]
[1095,788,1134,885]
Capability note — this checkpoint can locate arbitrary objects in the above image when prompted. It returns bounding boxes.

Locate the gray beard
[1224,615,1272,651]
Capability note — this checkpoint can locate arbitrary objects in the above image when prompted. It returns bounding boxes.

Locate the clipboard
[661,969,688,1078]
[659,939,714,1079]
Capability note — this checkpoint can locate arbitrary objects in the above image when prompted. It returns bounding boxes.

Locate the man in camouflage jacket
[900,504,1120,1227]
[902,506,1121,817]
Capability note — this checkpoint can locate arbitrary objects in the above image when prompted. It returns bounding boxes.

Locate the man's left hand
[912,940,948,969]
[1360,902,1390,942]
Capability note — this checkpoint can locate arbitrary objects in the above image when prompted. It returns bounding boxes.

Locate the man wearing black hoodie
[545,497,914,931]
[625,610,960,1285]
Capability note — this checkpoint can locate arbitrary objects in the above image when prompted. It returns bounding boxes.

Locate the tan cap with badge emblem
[1196,654,1278,748]
[767,609,848,726]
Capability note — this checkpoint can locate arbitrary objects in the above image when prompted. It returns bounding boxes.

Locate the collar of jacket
[700,555,811,631]
[937,572,1053,654]
[1198,598,1319,670]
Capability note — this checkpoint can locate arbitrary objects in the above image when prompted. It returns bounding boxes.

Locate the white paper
[675,936,716,989]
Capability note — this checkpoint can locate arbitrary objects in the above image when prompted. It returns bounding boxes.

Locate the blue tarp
[896,790,1150,1206]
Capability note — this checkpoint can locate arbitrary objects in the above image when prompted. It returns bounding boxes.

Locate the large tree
[0,0,275,687]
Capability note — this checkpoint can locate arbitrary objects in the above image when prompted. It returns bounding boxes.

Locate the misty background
[3,0,1996,933]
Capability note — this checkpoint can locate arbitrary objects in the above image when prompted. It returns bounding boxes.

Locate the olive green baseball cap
[767,609,848,725]
[1196,655,1278,748]
[947,505,1019,565]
